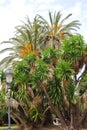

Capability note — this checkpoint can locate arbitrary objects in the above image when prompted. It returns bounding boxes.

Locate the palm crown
[0,11,80,69]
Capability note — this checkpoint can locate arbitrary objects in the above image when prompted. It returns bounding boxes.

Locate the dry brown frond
[5,97,19,110]
[32,95,42,107]
[27,86,34,99]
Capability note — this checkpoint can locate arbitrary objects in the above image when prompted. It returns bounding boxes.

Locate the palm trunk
[69,103,81,130]
[10,114,20,126]
[54,106,68,128]
[42,85,67,128]
[76,109,87,128]
[70,104,74,130]
[11,112,26,129]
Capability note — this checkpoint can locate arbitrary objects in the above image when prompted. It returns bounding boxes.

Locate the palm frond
[15,27,28,41]
[60,13,72,24]
[0,53,21,68]
[49,11,53,26]
[11,37,24,45]
[54,11,61,26]
[61,20,81,32]
[36,14,50,29]
[26,29,32,43]
[0,47,13,54]
[0,40,12,44]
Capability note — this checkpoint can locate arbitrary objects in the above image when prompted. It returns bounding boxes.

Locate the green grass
[0,125,18,130]
[0,128,18,130]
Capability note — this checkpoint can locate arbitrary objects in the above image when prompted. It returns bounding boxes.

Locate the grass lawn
[0,126,87,130]
[0,125,18,130]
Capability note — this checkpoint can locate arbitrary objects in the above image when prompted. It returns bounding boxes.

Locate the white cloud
[0,0,35,42]
[0,0,6,4]
[62,1,82,20]
[68,2,82,18]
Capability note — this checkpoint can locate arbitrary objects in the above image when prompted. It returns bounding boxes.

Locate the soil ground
[40,126,86,130]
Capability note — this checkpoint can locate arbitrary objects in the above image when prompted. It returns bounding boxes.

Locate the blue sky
[0,0,87,43]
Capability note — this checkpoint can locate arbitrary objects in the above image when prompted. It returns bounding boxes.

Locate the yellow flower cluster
[20,43,38,57]
[59,31,65,39]
[49,31,56,39]
[57,24,62,29]
[49,24,63,39]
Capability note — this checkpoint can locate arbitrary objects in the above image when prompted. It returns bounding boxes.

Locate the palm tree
[0,17,43,69]
[36,11,81,49]
[0,11,80,69]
